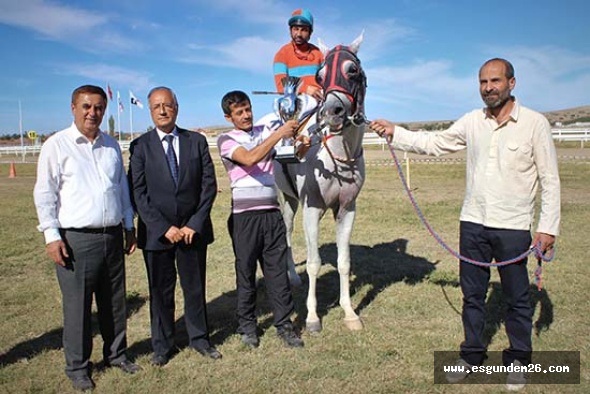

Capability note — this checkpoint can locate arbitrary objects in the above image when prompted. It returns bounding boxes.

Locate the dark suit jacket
[129,127,217,251]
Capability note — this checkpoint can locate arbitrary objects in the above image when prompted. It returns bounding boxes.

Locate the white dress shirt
[34,123,135,244]
[391,100,561,235]
[157,127,179,164]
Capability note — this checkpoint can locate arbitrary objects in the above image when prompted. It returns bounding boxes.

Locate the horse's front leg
[279,192,302,287]
[302,205,323,333]
[336,207,363,330]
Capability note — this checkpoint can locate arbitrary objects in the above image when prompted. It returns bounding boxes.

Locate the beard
[482,90,511,109]
[293,36,307,46]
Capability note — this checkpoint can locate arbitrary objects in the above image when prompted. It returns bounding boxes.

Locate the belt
[62,225,122,234]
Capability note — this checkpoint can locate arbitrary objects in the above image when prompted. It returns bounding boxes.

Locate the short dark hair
[481,58,515,79]
[71,85,107,104]
[221,90,250,115]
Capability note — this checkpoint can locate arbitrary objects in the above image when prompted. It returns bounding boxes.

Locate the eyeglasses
[150,103,177,112]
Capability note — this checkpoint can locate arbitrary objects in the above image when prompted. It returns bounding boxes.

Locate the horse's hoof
[344,317,363,331]
[306,320,322,333]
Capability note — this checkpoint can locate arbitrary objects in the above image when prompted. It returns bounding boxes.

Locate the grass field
[0,148,588,393]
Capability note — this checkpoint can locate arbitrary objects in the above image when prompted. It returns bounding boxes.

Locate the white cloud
[0,0,106,39]
[363,44,590,121]
[55,63,154,93]
[181,36,277,73]
[186,0,288,25]
[315,18,416,63]
[367,60,475,118]
[0,0,145,53]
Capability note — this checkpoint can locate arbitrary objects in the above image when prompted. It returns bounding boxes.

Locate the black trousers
[228,209,295,335]
[143,243,210,357]
[459,221,533,367]
[56,226,127,379]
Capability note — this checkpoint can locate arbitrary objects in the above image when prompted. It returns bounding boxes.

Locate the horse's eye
[316,67,326,85]
[347,63,360,76]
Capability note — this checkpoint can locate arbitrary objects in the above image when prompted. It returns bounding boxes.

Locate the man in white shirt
[370,58,560,391]
[34,85,140,391]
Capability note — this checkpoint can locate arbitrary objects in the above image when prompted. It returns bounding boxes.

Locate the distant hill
[199,105,590,135]
[540,105,590,125]
[400,105,590,131]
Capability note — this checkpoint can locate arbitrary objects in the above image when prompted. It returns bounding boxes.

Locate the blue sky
[1,0,589,135]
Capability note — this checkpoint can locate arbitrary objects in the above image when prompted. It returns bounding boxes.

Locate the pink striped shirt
[217,125,280,213]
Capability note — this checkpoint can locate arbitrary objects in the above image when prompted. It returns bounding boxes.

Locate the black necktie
[163,134,178,185]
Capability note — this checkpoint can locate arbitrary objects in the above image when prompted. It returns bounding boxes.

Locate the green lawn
[0,155,588,393]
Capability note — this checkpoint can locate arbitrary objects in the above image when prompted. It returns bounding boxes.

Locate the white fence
[1,128,588,159]
[362,129,589,149]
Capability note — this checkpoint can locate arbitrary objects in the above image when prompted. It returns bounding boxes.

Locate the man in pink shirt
[217,90,304,349]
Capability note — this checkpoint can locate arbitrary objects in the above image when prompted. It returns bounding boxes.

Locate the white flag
[129,90,144,109]
[117,91,124,113]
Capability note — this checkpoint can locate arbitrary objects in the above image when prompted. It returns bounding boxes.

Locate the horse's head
[316,32,367,133]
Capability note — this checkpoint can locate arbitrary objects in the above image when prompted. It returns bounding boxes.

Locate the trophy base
[275,146,300,164]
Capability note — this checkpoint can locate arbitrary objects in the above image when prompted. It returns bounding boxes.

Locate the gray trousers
[56,226,127,379]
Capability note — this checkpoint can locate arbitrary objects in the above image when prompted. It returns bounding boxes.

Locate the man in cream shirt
[370,58,560,391]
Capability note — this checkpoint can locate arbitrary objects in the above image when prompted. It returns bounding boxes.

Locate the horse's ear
[349,30,365,54]
[317,38,329,56]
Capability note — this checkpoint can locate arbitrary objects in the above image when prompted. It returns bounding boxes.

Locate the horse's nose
[321,105,345,118]
[321,94,347,117]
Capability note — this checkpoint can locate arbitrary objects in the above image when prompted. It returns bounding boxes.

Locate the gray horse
[268,33,368,333]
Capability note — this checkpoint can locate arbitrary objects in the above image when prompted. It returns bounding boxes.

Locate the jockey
[273,8,324,110]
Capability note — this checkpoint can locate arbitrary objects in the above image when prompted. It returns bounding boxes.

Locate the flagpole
[106,83,110,135]
[19,99,25,162]
[117,91,122,142]
[129,96,134,141]
[117,107,121,142]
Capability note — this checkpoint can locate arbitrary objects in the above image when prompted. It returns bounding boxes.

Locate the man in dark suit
[129,86,219,366]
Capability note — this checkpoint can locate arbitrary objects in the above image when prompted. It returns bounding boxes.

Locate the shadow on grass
[0,293,147,368]
[124,289,242,362]
[429,275,554,345]
[283,238,438,329]
[124,238,439,358]
[483,283,554,345]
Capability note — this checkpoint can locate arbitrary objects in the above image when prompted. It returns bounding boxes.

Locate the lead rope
[374,130,555,289]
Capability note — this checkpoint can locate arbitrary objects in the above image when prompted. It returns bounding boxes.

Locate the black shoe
[194,346,222,360]
[70,376,95,391]
[277,326,304,348]
[150,353,170,367]
[107,359,142,374]
[241,333,260,349]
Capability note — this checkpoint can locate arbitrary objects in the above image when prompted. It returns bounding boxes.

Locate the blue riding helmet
[288,9,314,30]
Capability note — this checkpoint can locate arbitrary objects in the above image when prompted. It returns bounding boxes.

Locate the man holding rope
[370,58,560,391]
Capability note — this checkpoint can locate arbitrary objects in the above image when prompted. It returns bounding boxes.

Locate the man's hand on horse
[306,85,324,101]
[369,119,395,143]
[295,134,312,158]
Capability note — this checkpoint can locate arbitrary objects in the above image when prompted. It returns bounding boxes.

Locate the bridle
[316,45,367,133]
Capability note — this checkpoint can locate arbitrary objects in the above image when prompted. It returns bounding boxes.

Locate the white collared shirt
[34,123,135,243]
[157,127,179,165]
[391,100,561,235]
